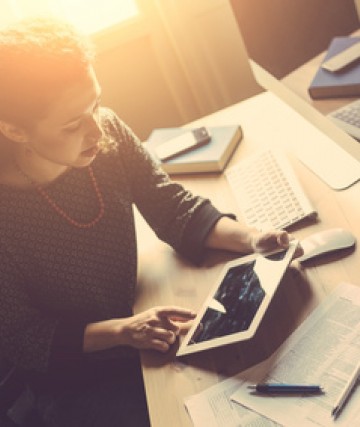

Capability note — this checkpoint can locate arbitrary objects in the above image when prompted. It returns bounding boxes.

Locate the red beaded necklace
[15,163,105,229]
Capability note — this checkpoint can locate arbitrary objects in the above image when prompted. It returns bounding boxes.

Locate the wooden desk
[134,68,360,427]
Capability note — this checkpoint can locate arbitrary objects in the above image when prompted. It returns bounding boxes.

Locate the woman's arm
[82,219,298,355]
[204,216,295,254]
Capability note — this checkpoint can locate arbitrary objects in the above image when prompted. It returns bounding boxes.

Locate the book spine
[309,84,360,99]
[162,162,220,174]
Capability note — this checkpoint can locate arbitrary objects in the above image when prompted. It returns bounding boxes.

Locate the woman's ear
[0,121,28,143]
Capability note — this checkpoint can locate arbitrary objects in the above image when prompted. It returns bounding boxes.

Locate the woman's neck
[0,146,69,188]
[14,154,69,185]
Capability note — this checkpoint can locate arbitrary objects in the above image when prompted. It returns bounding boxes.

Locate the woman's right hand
[119,306,196,352]
[83,306,196,354]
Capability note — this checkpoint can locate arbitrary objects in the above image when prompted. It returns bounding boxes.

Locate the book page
[231,282,360,427]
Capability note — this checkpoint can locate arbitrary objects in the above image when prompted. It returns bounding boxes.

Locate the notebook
[177,240,298,357]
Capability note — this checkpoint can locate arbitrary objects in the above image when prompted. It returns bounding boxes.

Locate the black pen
[248,384,324,394]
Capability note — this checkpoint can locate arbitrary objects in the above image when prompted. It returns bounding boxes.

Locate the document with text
[231,282,360,427]
[184,372,279,426]
[184,283,360,426]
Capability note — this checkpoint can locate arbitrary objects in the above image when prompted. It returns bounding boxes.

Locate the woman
[0,18,297,426]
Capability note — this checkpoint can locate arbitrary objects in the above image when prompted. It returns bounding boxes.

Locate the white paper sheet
[184,374,279,427]
[231,282,360,427]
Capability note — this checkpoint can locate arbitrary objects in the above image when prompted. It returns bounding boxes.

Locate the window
[0,0,139,34]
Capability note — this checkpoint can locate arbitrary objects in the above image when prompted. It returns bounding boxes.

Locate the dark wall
[230,0,359,78]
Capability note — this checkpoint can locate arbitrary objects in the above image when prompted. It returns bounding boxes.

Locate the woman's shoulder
[98,107,150,163]
[95,108,160,182]
[99,107,138,146]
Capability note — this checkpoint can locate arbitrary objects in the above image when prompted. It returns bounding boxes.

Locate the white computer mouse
[298,228,356,263]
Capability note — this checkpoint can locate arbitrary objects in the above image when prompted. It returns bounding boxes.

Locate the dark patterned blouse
[0,109,225,374]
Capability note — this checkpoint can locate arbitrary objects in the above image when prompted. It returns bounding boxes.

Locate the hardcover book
[145,125,242,174]
[309,36,360,99]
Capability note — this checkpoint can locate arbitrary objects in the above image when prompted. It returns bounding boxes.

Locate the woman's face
[23,66,103,169]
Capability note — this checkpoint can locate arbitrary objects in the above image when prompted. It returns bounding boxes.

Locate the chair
[230,0,360,78]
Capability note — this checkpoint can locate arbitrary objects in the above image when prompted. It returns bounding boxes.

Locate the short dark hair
[0,17,95,126]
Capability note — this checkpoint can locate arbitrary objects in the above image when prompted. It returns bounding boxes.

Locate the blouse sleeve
[102,109,235,263]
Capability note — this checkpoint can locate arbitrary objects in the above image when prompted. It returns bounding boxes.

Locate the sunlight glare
[50,0,139,34]
[1,0,140,34]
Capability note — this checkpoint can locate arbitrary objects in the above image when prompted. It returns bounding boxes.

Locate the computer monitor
[229,0,359,78]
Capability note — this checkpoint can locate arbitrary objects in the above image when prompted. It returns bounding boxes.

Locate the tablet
[177,240,298,357]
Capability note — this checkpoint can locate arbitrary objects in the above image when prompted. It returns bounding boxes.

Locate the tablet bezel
[176,240,298,357]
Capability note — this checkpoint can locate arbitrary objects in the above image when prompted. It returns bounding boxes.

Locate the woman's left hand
[250,229,303,258]
[205,217,303,258]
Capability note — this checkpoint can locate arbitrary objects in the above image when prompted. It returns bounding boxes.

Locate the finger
[278,233,303,258]
[150,326,177,344]
[133,325,176,351]
[150,339,170,353]
[156,306,196,321]
[160,317,181,334]
[177,319,195,335]
[294,243,304,258]
[276,231,289,247]
[161,317,195,336]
